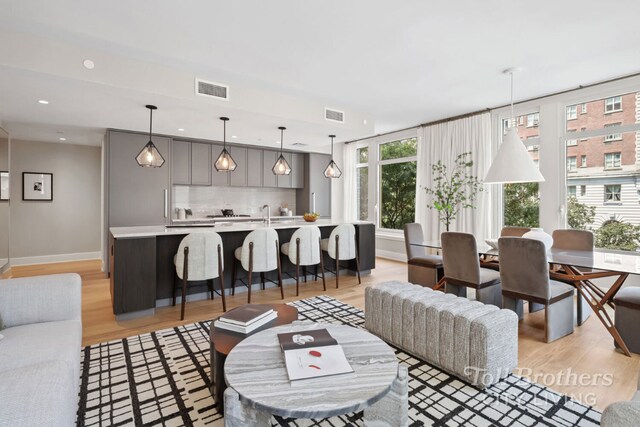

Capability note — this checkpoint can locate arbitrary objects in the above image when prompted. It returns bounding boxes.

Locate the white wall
[10,140,102,265]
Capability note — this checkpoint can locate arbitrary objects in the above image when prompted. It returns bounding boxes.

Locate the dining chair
[500,226,531,237]
[552,229,594,325]
[440,232,502,307]
[321,223,361,288]
[173,232,226,320]
[498,237,575,343]
[232,228,284,303]
[281,225,326,296]
[403,223,444,288]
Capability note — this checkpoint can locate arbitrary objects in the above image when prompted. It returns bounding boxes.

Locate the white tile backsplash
[172,185,297,219]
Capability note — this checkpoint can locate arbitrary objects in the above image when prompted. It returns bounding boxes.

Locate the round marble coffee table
[223,321,408,426]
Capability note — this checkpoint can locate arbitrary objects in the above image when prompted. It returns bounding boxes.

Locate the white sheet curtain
[342,142,358,222]
[415,112,493,243]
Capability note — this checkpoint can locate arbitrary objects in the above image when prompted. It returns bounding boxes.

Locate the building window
[567,156,577,172]
[378,138,417,230]
[568,186,577,197]
[580,185,586,196]
[581,155,587,167]
[604,123,622,142]
[526,113,539,128]
[604,152,621,170]
[566,105,578,120]
[604,96,622,113]
[580,127,588,141]
[356,147,368,221]
[604,184,621,203]
[518,116,524,126]
[580,103,587,114]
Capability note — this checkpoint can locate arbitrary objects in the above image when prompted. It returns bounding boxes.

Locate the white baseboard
[10,251,102,266]
[376,249,407,262]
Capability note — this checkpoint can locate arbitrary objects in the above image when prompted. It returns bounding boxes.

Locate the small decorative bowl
[303,213,319,222]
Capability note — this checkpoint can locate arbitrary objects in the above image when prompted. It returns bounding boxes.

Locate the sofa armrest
[601,401,640,427]
[0,273,81,328]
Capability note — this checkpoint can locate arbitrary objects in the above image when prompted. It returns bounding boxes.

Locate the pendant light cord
[223,120,226,149]
[149,108,153,140]
[330,136,334,158]
[280,128,284,154]
[510,71,515,125]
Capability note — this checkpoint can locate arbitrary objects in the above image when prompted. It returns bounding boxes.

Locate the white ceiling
[1,0,639,149]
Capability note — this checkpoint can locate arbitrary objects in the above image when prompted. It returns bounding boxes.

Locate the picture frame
[22,172,53,201]
[0,171,8,201]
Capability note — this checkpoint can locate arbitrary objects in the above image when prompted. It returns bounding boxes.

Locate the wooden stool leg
[217,244,227,312]
[319,238,326,292]
[208,279,214,300]
[355,245,362,285]
[181,247,189,321]
[260,272,265,290]
[231,257,237,296]
[335,235,340,289]
[295,238,300,297]
[248,243,253,304]
[276,240,284,299]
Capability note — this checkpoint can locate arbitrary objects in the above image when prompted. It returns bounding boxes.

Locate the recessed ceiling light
[83,59,95,70]
[38,99,49,104]
[231,135,237,138]
[177,128,185,132]
[59,137,67,141]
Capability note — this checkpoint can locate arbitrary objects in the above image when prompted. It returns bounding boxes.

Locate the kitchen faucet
[262,204,271,225]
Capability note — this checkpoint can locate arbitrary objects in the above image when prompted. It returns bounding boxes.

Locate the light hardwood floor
[6,258,640,411]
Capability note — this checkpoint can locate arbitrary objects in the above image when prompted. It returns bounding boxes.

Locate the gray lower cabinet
[108,131,170,227]
[229,147,248,187]
[191,142,212,185]
[247,148,262,187]
[296,153,331,217]
[262,150,278,188]
[172,140,191,185]
[211,144,230,186]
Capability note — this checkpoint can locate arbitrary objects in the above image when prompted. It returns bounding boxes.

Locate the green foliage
[595,220,640,251]
[423,152,482,231]
[379,139,417,229]
[567,197,596,230]
[503,183,540,228]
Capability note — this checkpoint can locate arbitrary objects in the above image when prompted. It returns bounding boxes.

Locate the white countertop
[171,215,303,224]
[110,219,372,239]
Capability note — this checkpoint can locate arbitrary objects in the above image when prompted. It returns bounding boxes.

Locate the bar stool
[320,224,361,288]
[173,232,226,321]
[281,225,326,296]
[232,228,284,303]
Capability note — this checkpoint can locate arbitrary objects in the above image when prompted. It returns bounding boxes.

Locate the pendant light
[272,126,291,175]
[214,117,237,172]
[135,105,165,168]
[323,134,342,178]
[484,68,544,184]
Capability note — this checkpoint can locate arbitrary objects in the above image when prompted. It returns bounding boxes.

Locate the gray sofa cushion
[0,360,78,427]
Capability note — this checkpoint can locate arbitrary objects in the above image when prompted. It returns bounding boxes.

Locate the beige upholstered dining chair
[403,223,443,288]
[499,237,575,343]
[552,229,594,325]
[441,232,502,307]
[174,232,226,320]
[500,226,531,237]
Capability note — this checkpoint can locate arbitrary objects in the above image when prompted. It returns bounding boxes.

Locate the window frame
[604,122,623,142]
[355,146,369,222]
[604,184,621,204]
[566,105,578,120]
[581,155,587,168]
[604,152,622,170]
[604,96,622,114]
[567,156,577,172]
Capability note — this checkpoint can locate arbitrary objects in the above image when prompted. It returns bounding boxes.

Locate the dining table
[411,240,640,357]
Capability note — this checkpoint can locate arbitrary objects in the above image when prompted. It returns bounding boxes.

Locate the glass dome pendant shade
[323,135,342,178]
[214,117,237,172]
[136,105,165,167]
[272,126,291,175]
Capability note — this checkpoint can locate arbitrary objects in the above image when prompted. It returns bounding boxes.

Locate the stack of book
[278,328,354,381]
[214,305,278,334]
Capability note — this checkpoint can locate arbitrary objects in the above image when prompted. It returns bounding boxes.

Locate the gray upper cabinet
[291,152,305,189]
[211,144,230,186]
[108,131,171,227]
[296,153,331,217]
[246,148,262,187]
[262,150,278,188]
[171,140,191,185]
[276,152,293,188]
[191,142,212,185]
[229,146,247,187]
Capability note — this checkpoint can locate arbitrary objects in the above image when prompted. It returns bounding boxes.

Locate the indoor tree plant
[424,152,483,231]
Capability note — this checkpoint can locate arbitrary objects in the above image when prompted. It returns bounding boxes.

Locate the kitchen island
[109,220,375,318]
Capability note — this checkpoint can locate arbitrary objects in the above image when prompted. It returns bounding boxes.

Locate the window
[518,116,524,126]
[580,185,586,196]
[568,186,577,197]
[566,105,578,120]
[566,129,577,146]
[526,113,539,128]
[604,96,622,113]
[604,185,621,203]
[378,138,417,230]
[567,156,577,172]
[580,127,588,141]
[356,147,368,221]
[604,123,622,142]
[604,152,621,169]
[580,103,587,114]
[581,155,587,167]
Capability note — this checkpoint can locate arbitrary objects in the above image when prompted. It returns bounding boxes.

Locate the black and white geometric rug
[77,296,602,426]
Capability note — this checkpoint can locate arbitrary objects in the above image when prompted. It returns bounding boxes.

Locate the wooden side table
[209,303,298,410]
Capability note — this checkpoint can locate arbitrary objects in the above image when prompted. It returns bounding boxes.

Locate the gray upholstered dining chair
[403,223,443,288]
[441,232,502,307]
[500,226,531,237]
[498,237,575,343]
[174,232,226,320]
[551,229,594,325]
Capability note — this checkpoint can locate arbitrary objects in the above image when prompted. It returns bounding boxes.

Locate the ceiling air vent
[195,78,229,100]
[325,108,345,123]
[292,142,307,147]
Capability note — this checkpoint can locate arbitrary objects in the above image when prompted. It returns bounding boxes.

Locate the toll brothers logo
[464,366,613,407]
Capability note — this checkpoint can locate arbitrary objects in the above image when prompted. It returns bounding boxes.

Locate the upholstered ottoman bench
[365,281,518,388]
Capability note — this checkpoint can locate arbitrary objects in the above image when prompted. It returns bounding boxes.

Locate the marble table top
[224,321,399,419]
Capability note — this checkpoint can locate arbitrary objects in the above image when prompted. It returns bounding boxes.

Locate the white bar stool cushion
[174,232,223,281]
[321,224,356,260]
[235,229,279,272]
[282,226,321,266]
